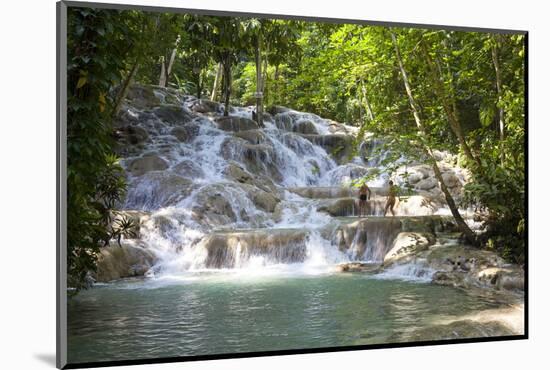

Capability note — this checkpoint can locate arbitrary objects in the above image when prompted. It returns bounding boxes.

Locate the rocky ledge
[338,230,524,295]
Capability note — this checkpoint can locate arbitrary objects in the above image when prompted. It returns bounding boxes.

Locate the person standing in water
[384,180,399,216]
[358,183,371,217]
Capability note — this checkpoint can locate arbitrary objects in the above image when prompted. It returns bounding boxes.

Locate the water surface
[68,272,505,364]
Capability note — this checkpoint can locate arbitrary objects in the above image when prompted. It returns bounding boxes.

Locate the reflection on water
[68,273,506,364]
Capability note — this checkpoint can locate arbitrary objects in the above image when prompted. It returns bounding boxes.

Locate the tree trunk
[112,61,139,118]
[491,36,505,166]
[261,44,269,107]
[391,31,477,245]
[255,33,264,127]
[196,71,202,100]
[361,79,375,121]
[164,47,178,87]
[211,62,222,101]
[222,54,232,116]
[421,40,481,169]
[158,57,166,87]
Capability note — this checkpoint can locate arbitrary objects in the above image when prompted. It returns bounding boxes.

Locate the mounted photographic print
[56,1,527,368]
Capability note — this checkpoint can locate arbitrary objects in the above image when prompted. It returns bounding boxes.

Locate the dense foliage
[66,8,526,291]
[67,8,138,293]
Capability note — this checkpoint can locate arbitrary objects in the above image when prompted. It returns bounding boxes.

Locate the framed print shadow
[56,1,528,368]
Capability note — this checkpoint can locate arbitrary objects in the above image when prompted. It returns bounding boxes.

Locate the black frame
[56,1,529,368]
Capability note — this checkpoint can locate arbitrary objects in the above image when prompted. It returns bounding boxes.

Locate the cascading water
[114,87,460,280]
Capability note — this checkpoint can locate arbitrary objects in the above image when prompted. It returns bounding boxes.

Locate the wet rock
[250,190,280,213]
[288,186,358,199]
[442,171,461,188]
[191,99,223,114]
[224,162,277,193]
[96,241,157,282]
[399,215,454,234]
[292,120,318,135]
[383,232,435,265]
[261,112,274,123]
[407,172,423,184]
[220,137,282,182]
[267,105,293,115]
[396,195,441,216]
[200,229,309,268]
[172,160,205,178]
[318,194,440,217]
[415,177,438,190]
[414,165,432,179]
[428,187,445,200]
[170,126,193,142]
[477,267,525,291]
[115,125,149,146]
[425,244,524,292]
[152,104,194,125]
[127,154,169,176]
[300,134,353,163]
[317,198,358,217]
[336,262,382,273]
[192,188,238,225]
[126,85,162,109]
[333,218,403,260]
[215,116,259,132]
[125,172,194,209]
[327,120,357,135]
[234,130,267,144]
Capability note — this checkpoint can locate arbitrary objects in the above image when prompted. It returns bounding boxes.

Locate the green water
[67,272,506,364]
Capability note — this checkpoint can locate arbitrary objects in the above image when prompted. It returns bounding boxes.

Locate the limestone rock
[215,116,259,132]
[317,198,358,217]
[292,120,318,135]
[299,134,353,163]
[234,130,267,144]
[191,99,223,114]
[267,105,293,115]
[126,85,162,109]
[96,241,157,282]
[250,190,280,213]
[336,262,382,273]
[224,161,277,193]
[152,104,194,125]
[384,232,435,265]
[200,229,308,268]
[415,177,438,190]
[125,172,194,209]
[170,126,196,142]
[117,125,149,145]
[172,159,205,178]
[441,171,461,188]
[220,137,282,182]
[127,154,169,176]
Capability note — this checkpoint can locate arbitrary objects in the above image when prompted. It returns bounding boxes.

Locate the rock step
[199,216,457,268]
[198,228,310,268]
[316,195,445,217]
[288,186,392,199]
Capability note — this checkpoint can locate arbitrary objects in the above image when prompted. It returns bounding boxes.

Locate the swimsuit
[360,194,367,201]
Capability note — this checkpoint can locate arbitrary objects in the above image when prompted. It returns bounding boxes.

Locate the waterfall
[109,85,458,280]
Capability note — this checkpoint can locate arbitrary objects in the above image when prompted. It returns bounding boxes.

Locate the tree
[390,30,477,244]
[209,17,247,116]
[67,7,131,293]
